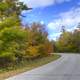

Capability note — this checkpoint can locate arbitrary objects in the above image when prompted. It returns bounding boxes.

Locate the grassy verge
[0,54,60,80]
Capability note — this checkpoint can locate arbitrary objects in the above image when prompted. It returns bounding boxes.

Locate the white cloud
[47,7,80,40]
[47,19,62,32]
[40,21,44,24]
[48,7,80,31]
[20,0,71,8]
[48,32,61,40]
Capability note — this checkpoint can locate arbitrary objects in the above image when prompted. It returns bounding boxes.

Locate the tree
[0,0,31,29]
[72,29,80,52]
[0,0,53,68]
[0,27,29,66]
[55,26,80,53]
[0,0,29,19]
[24,23,53,58]
[0,0,31,67]
[61,26,66,33]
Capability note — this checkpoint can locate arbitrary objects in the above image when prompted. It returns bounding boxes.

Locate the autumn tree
[55,25,80,53]
[0,0,53,68]
[0,0,30,67]
[24,23,53,58]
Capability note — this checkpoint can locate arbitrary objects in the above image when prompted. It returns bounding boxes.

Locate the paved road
[6,53,80,80]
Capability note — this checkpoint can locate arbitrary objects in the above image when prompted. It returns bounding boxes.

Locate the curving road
[6,53,80,80]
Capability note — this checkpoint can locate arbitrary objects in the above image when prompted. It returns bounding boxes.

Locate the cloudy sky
[20,0,80,40]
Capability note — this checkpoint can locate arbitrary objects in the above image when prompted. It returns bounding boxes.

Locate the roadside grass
[0,54,60,80]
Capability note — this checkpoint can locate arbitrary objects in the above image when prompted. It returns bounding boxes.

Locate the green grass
[0,54,60,80]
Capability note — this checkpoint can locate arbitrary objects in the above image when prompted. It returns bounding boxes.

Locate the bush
[25,46,39,59]
[0,52,16,68]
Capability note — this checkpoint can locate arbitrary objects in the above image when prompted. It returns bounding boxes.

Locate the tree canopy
[0,0,53,68]
[54,25,80,53]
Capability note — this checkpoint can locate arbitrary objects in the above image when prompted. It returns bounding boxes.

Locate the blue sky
[20,0,80,40]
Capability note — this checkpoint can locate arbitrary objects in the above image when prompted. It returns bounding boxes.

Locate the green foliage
[0,52,16,67]
[0,1,53,68]
[0,0,29,18]
[0,27,29,64]
[0,16,20,30]
[55,28,80,53]
[0,0,27,67]
[0,22,53,68]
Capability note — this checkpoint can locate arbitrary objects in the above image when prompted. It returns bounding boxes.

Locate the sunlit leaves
[55,28,80,52]
[0,0,52,68]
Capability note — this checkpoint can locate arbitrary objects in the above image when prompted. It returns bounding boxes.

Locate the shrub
[0,52,16,68]
[25,46,39,59]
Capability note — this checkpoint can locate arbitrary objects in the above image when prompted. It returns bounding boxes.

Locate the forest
[54,25,80,53]
[0,0,53,68]
[0,0,80,70]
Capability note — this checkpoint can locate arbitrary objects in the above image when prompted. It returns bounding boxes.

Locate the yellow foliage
[26,46,39,58]
[44,42,53,54]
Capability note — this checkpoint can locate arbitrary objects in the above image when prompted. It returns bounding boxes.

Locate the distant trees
[54,25,80,53]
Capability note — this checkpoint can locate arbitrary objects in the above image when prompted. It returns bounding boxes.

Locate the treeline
[0,0,79,69]
[54,26,80,53]
[0,22,53,68]
[0,0,53,68]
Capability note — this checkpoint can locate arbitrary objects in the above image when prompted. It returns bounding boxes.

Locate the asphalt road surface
[6,53,80,80]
